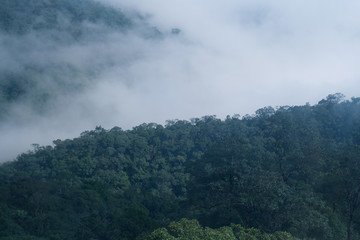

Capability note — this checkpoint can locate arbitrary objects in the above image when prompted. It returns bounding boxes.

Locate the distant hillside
[0,94,359,240]
[0,0,161,121]
[0,0,131,36]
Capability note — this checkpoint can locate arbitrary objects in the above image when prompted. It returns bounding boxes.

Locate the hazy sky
[97,0,360,123]
[1,0,360,161]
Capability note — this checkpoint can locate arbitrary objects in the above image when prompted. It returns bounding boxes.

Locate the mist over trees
[0,0,164,123]
[2,0,359,165]
[0,0,167,161]
[0,94,359,239]
[1,1,360,239]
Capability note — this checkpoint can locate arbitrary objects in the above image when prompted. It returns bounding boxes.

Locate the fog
[1,0,360,162]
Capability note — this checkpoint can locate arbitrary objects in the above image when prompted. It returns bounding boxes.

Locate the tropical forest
[1,0,360,240]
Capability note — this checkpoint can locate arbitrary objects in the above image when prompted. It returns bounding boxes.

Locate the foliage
[142,219,300,240]
[0,94,359,239]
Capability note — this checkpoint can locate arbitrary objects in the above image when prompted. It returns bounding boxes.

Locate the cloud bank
[1,0,360,161]
[96,0,360,123]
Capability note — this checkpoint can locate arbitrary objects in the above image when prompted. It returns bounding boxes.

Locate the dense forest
[0,93,359,239]
[1,1,360,240]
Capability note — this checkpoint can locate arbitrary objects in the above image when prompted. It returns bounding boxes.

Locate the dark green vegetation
[0,0,130,36]
[0,0,161,121]
[0,93,359,239]
[142,219,299,240]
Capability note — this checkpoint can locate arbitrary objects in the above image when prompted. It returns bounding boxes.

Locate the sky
[103,0,360,119]
[1,0,360,162]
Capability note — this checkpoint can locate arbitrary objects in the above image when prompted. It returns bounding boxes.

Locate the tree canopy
[0,94,359,239]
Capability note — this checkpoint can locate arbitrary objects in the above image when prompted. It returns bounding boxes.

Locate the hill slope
[0,0,161,122]
[0,94,359,239]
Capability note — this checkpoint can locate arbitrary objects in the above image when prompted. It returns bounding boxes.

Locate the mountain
[0,0,131,35]
[0,0,161,122]
[0,94,359,240]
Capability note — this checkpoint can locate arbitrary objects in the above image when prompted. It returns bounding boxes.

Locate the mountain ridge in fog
[1,0,360,163]
[0,0,171,161]
[0,0,162,122]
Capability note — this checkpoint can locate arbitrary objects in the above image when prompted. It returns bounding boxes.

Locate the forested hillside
[0,93,359,240]
[0,0,160,121]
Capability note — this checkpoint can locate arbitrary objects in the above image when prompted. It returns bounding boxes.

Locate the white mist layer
[1,0,360,162]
